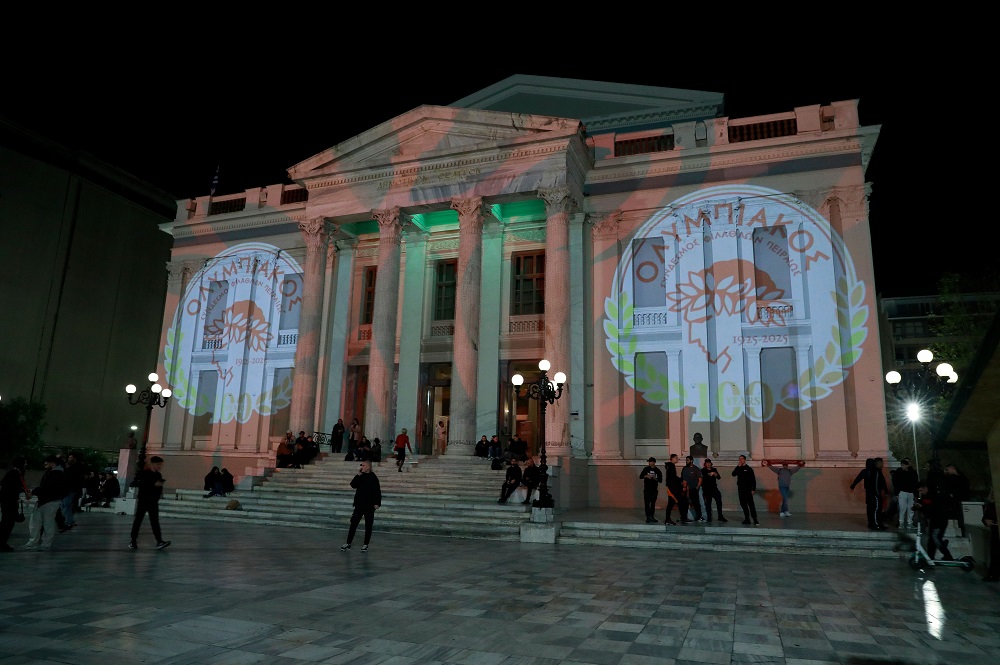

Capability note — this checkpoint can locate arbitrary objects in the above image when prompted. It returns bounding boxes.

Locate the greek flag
[210,165,220,196]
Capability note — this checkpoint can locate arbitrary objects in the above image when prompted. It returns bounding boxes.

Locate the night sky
[4,50,974,298]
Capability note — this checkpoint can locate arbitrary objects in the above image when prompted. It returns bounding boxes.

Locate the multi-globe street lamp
[511,359,566,509]
[125,372,172,478]
[885,349,957,477]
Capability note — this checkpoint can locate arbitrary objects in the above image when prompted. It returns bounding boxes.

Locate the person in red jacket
[393,428,412,472]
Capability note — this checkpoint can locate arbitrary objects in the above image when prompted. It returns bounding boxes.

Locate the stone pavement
[1,513,998,665]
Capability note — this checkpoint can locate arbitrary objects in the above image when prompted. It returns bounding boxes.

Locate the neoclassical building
[152,75,886,511]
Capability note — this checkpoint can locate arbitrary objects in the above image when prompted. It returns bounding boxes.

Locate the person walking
[1,457,28,552]
[22,455,66,551]
[348,418,361,458]
[732,454,759,526]
[701,459,727,522]
[340,459,381,552]
[393,428,412,472]
[914,482,954,560]
[129,456,170,550]
[941,464,970,536]
[639,457,662,523]
[681,456,703,522]
[663,454,682,526]
[890,458,919,529]
[331,418,346,454]
[765,460,803,517]
[59,452,85,532]
[851,457,888,530]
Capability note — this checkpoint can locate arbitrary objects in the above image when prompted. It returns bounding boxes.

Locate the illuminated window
[632,238,667,308]
[361,266,377,325]
[752,226,792,303]
[279,273,303,329]
[434,260,457,320]
[512,251,545,315]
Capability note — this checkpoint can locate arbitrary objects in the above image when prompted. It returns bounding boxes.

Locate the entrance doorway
[504,360,545,458]
[419,363,451,455]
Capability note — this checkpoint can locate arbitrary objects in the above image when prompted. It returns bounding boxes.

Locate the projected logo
[164,242,303,424]
[604,185,868,423]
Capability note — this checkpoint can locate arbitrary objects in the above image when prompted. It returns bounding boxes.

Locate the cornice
[304,141,574,192]
[583,104,722,132]
[586,134,867,187]
[171,212,307,240]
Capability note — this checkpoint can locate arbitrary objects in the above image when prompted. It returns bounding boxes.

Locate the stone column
[289,217,333,435]
[322,238,356,432]
[540,187,574,457]
[590,212,624,460]
[396,229,429,439]
[364,208,404,442]
[447,196,485,456]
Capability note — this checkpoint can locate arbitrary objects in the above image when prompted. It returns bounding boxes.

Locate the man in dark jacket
[681,456,703,522]
[941,464,969,536]
[891,459,919,529]
[851,457,888,530]
[129,456,170,550]
[663,454,682,526]
[498,458,523,504]
[1,457,27,552]
[732,454,759,525]
[23,455,66,551]
[331,418,346,454]
[60,452,86,532]
[914,482,954,560]
[520,457,542,505]
[639,458,662,523]
[340,460,381,552]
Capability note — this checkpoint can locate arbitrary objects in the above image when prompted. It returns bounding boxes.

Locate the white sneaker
[784,511,791,517]
[779,512,787,517]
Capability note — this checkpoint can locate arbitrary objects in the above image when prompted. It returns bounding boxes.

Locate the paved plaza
[1,513,998,665]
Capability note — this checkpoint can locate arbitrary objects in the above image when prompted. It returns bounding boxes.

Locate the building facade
[151,76,887,512]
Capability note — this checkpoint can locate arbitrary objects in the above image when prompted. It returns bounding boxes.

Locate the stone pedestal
[117,448,137,487]
[521,520,558,544]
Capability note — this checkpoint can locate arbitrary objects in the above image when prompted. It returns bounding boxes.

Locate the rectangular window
[434,260,457,320]
[634,352,669,439]
[361,266,377,325]
[279,273,303,329]
[268,367,294,436]
[632,238,666,308]
[203,281,229,339]
[193,370,219,437]
[752,225,793,303]
[761,347,801,440]
[512,251,545,315]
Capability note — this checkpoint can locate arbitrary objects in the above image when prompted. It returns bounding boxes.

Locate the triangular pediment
[288,105,580,180]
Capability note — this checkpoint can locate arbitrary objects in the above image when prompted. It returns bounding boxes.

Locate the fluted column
[590,211,624,460]
[364,208,404,442]
[447,196,485,456]
[290,217,333,435]
[540,187,574,457]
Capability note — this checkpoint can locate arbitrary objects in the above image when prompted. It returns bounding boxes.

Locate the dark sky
[3,52,975,298]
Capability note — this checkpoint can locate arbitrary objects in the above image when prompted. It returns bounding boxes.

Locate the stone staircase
[556,520,908,559]
[154,454,915,559]
[158,454,531,541]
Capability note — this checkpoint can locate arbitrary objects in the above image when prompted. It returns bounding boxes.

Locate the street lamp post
[885,349,957,478]
[126,372,172,479]
[511,359,566,509]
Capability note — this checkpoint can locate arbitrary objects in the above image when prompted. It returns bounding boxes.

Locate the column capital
[299,217,334,250]
[539,187,576,215]
[588,211,623,241]
[372,208,403,243]
[451,196,485,231]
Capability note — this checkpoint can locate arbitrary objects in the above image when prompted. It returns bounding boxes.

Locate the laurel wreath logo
[163,324,294,424]
[604,274,868,414]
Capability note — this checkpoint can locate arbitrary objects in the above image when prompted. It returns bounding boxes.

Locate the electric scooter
[905,517,975,573]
